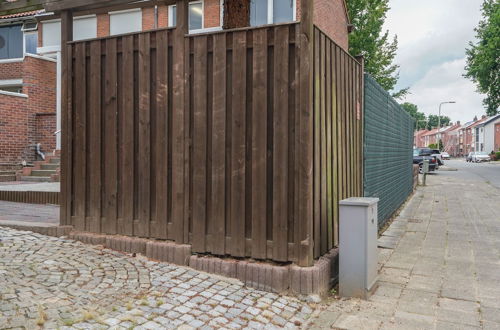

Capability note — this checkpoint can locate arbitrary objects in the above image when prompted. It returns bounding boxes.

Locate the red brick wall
[158,5,169,28]
[0,93,29,164]
[97,13,110,37]
[0,56,57,164]
[0,61,23,80]
[205,0,221,28]
[142,7,156,30]
[297,0,349,51]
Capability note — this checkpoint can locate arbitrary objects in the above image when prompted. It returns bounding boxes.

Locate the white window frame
[252,0,297,26]
[109,8,142,36]
[168,0,223,34]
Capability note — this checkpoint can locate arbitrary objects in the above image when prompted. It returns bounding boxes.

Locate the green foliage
[428,143,438,149]
[401,102,427,129]
[427,115,451,129]
[347,0,407,97]
[465,0,500,116]
[495,151,500,160]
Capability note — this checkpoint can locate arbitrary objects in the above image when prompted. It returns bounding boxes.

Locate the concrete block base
[189,248,339,297]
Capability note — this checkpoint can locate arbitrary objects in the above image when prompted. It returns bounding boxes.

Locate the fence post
[172,0,189,243]
[297,0,314,267]
[60,10,73,226]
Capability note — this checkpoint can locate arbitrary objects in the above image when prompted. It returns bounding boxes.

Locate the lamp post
[438,101,456,129]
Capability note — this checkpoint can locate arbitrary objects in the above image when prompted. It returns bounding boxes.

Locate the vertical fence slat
[273,26,289,261]
[251,28,267,260]
[230,31,246,257]
[325,40,333,251]
[192,36,208,253]
[73,42,86,231]
[137,33,151,238]
[89,40,102,233]
[319,33,327,255]
[152,30,169,239]
[211,33,227,255]
[121,35,135,236]
[312,28,320,258]
[103,38,118,235]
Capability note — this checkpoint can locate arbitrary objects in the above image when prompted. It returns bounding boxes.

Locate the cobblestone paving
[0,227,313,329]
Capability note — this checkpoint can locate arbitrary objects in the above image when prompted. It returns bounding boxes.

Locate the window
[109,9,142,35]
[42,20,61,47]
[250,0,295,26]
[168,1,205,31]
[24,32,37,54]
[0,25,23,59]
[73,15,97,40]
[42,15,98,49]
[0,79,23,93]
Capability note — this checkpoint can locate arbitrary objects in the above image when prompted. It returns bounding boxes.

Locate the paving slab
[307,171,500,329]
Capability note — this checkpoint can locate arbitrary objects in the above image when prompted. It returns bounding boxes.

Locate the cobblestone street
[0,227,312,329]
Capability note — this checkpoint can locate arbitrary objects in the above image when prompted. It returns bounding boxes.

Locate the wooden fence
[312,27,363,258]
[61,23,362,265]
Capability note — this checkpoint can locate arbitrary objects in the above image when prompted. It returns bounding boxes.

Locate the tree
[347,0,408,98]
[464,0,499,116]
[401,102,427,129]
[427,115,451,129]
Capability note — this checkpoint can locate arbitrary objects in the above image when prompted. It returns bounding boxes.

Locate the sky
[383,0,486,125]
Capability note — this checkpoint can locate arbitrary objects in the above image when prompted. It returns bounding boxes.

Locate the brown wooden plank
[331,43,339,247]
[73,42,86,231]
[230,31,246,257]
[102,38,118,235]
[60,11,73,226]
[319,33,328,255]
[211,33,227,256]
[88,40,102,233]
[192,35,208,253]
[312,28,321,258]
[251,28,267,260]
[296,1,315,266]
[149,30,169,239]
[273,26,290,262]
[137,33,151,238]
[171,0,188,244]
[325,39,333,251]
[120,35,135,236]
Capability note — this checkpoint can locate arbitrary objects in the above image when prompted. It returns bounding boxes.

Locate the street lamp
[438,101,456,129]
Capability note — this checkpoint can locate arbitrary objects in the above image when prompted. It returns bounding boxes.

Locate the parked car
[467,151,491,163]
[413,148,438,173]
[441,152,450,160]
[430,149,444,166]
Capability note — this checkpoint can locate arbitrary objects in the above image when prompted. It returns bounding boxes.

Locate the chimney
[456,121,460,125]
[482,115,487,119]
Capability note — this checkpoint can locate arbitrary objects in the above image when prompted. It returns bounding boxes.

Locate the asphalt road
[439,159,500,190]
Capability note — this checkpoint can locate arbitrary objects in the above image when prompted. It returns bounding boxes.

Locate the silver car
[470,152,491,163]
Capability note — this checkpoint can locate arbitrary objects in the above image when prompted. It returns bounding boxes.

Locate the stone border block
[146,241,191,266]
[186,249,339,297]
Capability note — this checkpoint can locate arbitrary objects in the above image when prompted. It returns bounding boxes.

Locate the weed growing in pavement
[36,305,47,326]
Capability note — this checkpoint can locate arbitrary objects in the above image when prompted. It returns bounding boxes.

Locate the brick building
[0,10,57,165]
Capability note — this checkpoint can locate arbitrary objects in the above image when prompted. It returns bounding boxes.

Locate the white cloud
[405,58,486,124]
[383,0,487,121]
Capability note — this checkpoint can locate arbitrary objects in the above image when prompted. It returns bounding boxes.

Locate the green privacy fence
[364,74,415,227]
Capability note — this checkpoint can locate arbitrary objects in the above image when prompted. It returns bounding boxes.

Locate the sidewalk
[307,173,500,329]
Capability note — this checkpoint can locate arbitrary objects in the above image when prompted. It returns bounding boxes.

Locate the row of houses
[414,114,500,156]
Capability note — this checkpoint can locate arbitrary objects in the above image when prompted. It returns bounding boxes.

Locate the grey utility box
[339,197,379,299]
